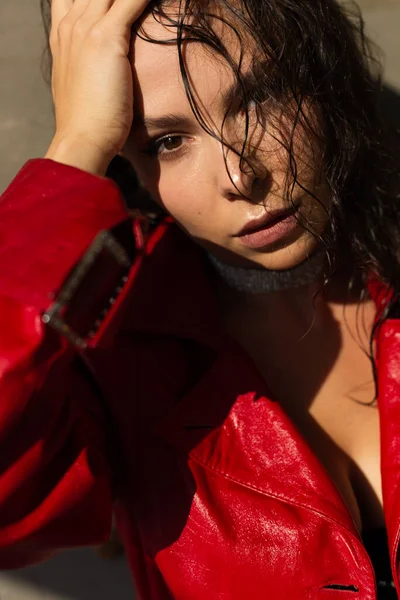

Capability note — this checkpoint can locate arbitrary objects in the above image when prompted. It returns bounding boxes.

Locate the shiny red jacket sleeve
[0,159,129,568]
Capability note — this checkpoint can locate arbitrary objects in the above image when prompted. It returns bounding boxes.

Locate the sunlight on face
[124,7,330,270]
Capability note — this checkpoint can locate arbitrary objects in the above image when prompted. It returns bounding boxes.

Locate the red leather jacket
[0,159,400,600]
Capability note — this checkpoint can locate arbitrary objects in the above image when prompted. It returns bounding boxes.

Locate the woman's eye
[143,134,192,162]
[156,135,184,155]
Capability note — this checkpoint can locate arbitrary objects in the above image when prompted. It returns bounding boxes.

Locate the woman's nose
[218,143,269,201]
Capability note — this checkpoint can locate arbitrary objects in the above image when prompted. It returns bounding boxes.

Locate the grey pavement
[0,550,135,600]
[0,1,399,599]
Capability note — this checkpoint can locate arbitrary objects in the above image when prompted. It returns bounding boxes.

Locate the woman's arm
[0,0,149,566]
[0,158,132,568]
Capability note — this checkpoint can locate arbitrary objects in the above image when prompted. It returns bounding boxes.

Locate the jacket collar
[125,218,225,350]
[377,319,400,580]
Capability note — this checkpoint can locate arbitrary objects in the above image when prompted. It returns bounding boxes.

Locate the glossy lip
[234,204,300,238]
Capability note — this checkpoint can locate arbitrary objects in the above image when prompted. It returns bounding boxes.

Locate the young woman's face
[124,9,330,270]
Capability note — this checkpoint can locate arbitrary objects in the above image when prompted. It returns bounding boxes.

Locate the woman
[0,0,399,597]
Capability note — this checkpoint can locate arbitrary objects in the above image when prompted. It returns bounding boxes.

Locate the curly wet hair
[41,0,400,310]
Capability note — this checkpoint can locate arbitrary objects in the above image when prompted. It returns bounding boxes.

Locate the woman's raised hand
[45,0,150,175]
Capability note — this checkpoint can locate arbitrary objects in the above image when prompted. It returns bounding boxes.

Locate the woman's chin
[199,229,323,272]
[223,234,322,272]
[254,239,322,271]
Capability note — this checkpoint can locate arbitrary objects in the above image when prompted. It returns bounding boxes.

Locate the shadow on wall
[381,84,400,132]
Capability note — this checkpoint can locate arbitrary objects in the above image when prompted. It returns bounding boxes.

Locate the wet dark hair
[41,0,399,308]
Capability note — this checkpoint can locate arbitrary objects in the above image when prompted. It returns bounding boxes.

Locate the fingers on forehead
[50,0,73,27]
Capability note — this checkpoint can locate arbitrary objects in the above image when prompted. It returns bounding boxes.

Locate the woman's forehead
[132,14,242,119]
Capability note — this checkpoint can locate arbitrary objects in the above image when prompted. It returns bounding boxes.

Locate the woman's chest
[299,394,382,533]
[224,306,383,532]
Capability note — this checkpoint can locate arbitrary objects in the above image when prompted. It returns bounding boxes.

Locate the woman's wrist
[45,135,115,177]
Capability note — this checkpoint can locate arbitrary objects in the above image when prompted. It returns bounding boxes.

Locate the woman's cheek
[159,179,201,225]
[132,143,216,235]
[157,159,208,218]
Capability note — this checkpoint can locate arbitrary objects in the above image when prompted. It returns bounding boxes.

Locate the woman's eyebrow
[132,113,194,133]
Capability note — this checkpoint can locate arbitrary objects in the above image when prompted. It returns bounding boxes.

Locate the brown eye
[146,135,190,160]
[159,136,183,153]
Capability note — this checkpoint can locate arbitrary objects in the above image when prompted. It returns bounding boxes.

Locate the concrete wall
[0,1,54,193]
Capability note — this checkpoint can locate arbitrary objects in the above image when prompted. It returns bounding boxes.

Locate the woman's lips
[234,206,301,250]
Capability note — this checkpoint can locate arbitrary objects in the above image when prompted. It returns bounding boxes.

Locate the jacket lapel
[123,219,223,349]
[154,333,358,533]
[377,318,400,585]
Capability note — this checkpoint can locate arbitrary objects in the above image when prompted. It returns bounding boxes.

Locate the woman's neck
[213,263,369,346]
